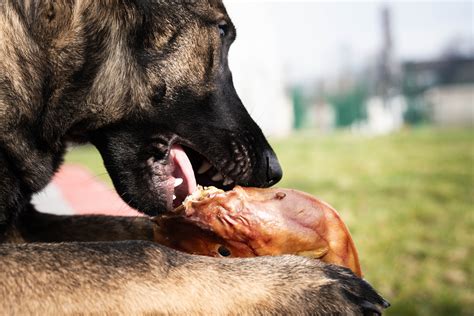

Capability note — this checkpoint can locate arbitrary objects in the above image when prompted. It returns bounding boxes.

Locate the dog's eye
[217,245,231,257]
[218,21,228,37]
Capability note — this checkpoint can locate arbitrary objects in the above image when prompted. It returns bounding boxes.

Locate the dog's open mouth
[166,144,236,208]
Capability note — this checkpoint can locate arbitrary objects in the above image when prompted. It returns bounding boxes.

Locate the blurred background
[226,0,473,135]
[40,1,474,315]
[225,2,474,314]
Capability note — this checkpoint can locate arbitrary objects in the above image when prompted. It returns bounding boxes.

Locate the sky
[225,1,473,83]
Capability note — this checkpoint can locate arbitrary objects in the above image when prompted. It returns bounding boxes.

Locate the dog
[0,0,389,314]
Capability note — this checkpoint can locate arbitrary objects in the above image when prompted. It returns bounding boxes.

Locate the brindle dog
[0,0,389,314]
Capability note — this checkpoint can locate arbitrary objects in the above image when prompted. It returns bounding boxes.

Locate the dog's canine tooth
[173,195,177,200]
[223,177,234,186]
[174,178,183,187]
[212,172,224,182]
[197,161,212,174]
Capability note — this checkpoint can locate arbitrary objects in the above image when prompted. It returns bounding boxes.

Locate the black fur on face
[90,1,282,215]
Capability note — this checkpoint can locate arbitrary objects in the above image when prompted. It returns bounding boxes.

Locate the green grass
[65,128,474,316]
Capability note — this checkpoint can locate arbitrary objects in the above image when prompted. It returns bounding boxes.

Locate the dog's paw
[258,257,389,315]
[313,263,390,315]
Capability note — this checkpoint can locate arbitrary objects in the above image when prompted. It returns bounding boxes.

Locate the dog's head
[85,1,282,215]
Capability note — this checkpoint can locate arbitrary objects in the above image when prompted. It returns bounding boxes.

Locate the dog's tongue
[170,144,197,205]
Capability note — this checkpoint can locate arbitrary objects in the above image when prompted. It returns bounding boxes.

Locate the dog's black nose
[265,151,283,187]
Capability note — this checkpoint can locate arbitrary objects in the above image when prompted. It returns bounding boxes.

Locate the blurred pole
[378,6,395,105]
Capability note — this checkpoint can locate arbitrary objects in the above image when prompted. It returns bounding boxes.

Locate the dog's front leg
[9,205,156,243]
[0,241,388,315]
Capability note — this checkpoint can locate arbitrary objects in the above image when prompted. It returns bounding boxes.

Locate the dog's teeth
[197,161,212,174]
[212,172,224,182]
[173,195,176,200]
[174,178,183,187]
[223,177,234,186]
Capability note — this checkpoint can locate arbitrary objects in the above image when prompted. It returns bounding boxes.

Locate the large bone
[152,186,362,277]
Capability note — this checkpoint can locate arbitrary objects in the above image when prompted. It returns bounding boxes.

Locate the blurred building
[362,95,406,134]
[403,57,474,127]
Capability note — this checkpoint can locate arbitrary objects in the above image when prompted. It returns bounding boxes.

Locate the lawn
[65,128,474,316]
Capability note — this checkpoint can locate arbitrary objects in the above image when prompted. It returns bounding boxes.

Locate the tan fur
[1,243,344,315]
